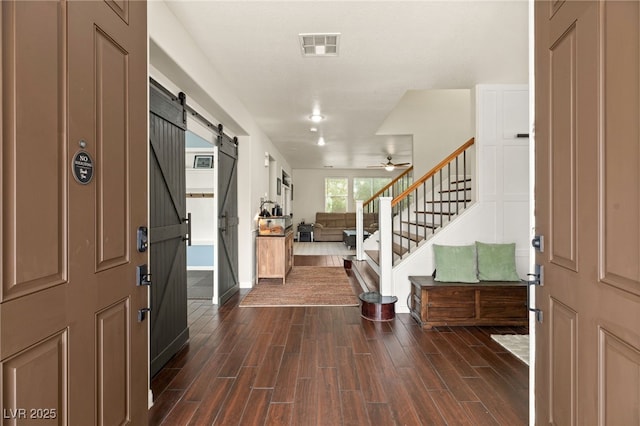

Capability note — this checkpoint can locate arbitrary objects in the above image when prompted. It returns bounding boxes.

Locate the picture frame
[193,155,213,169]
[276,178,282,195]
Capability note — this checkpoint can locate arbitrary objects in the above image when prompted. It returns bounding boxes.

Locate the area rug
[491,334,530,365]
[240,266,359,307]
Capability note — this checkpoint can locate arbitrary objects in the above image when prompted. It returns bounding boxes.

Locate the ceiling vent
[299,33,340,57]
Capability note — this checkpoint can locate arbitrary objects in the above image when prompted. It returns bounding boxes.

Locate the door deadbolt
[136,264,151,286]
[532,235,544,252]
[137,226,148,252]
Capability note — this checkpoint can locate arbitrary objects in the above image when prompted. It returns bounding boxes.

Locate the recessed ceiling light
[317,137,326,146]
[309,114,324,123]
[310,127,318,132]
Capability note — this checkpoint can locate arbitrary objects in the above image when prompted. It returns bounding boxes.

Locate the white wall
[291,168,403,226]
[390,84,531,313]
[377,89,473,178]
[185,149,215,247]
[149,1,292,289]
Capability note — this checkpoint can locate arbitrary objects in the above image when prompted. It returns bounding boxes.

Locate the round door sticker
[72,150,94,184]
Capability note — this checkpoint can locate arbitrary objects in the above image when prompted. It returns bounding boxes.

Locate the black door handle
[220,212,227,232]
[182,212,192,246]
[138,308,151,322]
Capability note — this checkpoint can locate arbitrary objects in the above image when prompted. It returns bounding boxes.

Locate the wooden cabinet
[408,276,527,329]
[256,231,294,283]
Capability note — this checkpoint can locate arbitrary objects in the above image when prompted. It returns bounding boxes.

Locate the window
[353,177,392,202]
[325,177,348,212]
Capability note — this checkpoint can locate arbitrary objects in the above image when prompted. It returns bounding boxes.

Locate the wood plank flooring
[151,255,529,425]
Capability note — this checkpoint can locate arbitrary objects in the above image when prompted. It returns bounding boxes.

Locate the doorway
[185,123,217,301]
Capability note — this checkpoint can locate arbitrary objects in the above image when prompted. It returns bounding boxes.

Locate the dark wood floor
[150,256,529,425]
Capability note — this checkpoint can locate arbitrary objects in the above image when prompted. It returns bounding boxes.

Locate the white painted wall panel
[503,90,530,138]
[503,145,530,195]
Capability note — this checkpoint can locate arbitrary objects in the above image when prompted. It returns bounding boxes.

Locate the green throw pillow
[433,244,479,283]
[476,241,520,281]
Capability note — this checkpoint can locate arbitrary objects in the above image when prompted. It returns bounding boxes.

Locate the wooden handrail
[392,137,475,206]
[363,166,414,207]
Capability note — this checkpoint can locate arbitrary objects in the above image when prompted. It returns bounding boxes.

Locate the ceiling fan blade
[393,162,411,167]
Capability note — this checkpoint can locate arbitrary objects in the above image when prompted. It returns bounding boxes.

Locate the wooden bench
[408,276,527,329]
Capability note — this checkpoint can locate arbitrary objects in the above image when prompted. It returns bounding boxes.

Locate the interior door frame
[185,117,219,304]
[183,111,239,306]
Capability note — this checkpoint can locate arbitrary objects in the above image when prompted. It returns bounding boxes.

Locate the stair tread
[365,250,379,265]
[393,230,427,242]
[414,210,456,215]
[439,187,472,193]
[394,243,409,256]
[424,199,471,204]
[365,244,408,266]
[450,178,472,184]
[352,260,379,292]
[401,221,438,229]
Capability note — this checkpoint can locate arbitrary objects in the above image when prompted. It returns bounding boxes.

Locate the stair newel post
[355,200,365,261]
[378,197,394,296]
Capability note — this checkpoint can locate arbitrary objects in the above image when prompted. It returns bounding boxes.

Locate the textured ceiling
[164,0,529,169]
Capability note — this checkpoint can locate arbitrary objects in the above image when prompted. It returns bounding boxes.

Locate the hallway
[150,256,528,425]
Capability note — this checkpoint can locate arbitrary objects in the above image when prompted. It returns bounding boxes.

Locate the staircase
[354,138,475,294]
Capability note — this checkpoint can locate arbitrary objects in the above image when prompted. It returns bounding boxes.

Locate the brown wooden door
[1,1,148,424]
[535,1,640,423]
[149,83,189,377]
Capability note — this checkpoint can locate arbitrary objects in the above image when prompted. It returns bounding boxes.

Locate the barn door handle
[182,213,192,246]
[220,213,227,233]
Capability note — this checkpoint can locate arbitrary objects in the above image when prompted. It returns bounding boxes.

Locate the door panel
[536,1,640,424]
[601,0,640,294]
[217,134,239,305]
[96,299,130,425]
[149,83,189,377]
[95,28,130,271]
[1,0,67,301]
[549,22,577,271]
[2,330,68,424]
[549,297,576,426]
[1,1,148,424]
[600,329,640,425]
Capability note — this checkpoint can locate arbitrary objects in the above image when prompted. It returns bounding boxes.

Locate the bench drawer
[426,287,475,305]
[479,287,527,319]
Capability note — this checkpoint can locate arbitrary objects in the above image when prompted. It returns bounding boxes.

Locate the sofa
[313,212,378,242]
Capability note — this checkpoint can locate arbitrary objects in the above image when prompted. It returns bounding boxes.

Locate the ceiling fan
[367,156,411,172]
